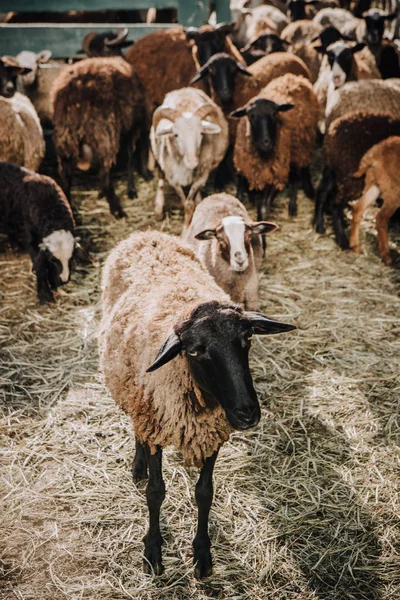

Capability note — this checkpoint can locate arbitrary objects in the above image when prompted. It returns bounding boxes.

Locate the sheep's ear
[237,62,253,76]
[37,49,52,63]
[245,312,297,335]
[314,44,327,53]
[277,103,295,112]
[229,106,247,118]
[190,64,209,84]
[156,121,174,137]
[250,221,279,235]
[146,332,182,372]
[201,120,221,135]
[384,12,397,20]
[351,42,366,54]
[73,241,92,264]
[195,228,217,240]
[186,27,200,42]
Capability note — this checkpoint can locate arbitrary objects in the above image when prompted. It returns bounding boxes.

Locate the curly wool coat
[233,74,319,191]
[52,57,147,172]
[99,232,233,468]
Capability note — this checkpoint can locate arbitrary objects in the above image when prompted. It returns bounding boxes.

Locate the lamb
[99,230,295,578]
[231,73,319,220]
[125,24,244,114]
[15,50,68,126]
[349,136,400,264]
[314,111,400,248]
[325,79,400,130]
[0,162,87,304]
[52,57,149,218]
[0,57,45,171]
[182,193,278,309]
[150,87,229,227]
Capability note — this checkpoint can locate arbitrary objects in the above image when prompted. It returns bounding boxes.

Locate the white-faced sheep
[314,110,400,248]
[235,5,290,48]
[0,57,45,171]
[52,57,149,218]
[349,136,400,264]
[150,87,229,227]
[231,73,319,220]
[182,193,278,309]
[99,230,295,578]
[0,162,88,304]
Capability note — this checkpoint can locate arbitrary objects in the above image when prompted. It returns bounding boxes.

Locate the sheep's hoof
[154,211,164,222]
[288,205,297,218]
[315,223,325,234]
[350,244,361,254]
[382,253,392,265]
[132,463,148,484]
[142,169,154,182]
[113,208,127,219]
[128,189,137,200]
[39,292,55,305]
[143,538,164,576]
[98,190,104,199]
[194,550,213,579]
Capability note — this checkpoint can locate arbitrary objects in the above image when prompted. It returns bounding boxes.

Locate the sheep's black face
[365,14,386,46]
[231,99,294,158]
[42,249,71,289]
[146,301,296,431]
[247,34,288,55]
[0,64,18,98]
[190,53,252,106]
[288,0,307,22]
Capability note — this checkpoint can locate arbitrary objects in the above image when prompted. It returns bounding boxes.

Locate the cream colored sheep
[182,193,278,309]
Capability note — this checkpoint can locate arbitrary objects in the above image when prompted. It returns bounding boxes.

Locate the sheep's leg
[58,157,73,203]
[143,444,165,576]
[99,168,126,219]
[314,166,336,234]
[137,128,153,182]
[184,174,209,227]
[193,450,218,580]
[32,251,54,305]
[332,202,349,249]
[288,165,299,217]
[127,131,138,200]
[300,166,315,200]
[349,185,380,254]
[154,169,166,221]
[237,175,248,203]
[243,272,260,311]
[132,438,148,483]
[376,201,397,265]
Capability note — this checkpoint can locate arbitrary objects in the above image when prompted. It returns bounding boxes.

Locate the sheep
[15,50,68,127]
[240,33,290,66]
[150,87,229,227]
[0,57,45,171]
[235,5,290,48]
[313,7,396,44]
[349,136,400,264]
[79,27,134,57]
[182,193,278,309]
[314,111,400,248]
[0,161,87,304]
[231,73,319,220]
[98,230,296,578]
[52,57,149,218]
[325,79,400,131]
[314,40,380,130]
[125,24,244,114]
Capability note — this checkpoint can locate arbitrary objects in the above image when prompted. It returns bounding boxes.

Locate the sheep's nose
[234,252,245,264]
[4,82,14,96]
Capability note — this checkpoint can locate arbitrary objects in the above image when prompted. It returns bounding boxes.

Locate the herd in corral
[1,0,400,580]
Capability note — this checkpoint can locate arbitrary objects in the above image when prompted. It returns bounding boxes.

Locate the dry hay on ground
[1,166,399,600]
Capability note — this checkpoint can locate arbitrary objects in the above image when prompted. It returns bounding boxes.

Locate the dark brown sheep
[52,57,149,218]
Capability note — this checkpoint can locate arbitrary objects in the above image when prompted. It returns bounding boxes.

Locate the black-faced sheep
[0,57,45,171]
[99,230,295,578]
[349,136,400,264]
[52,57,149,218]
[0,162,87,304]
[182,193,278,309]
[150,88,229,227]
[231,73,319,220]
[314,111,400,248]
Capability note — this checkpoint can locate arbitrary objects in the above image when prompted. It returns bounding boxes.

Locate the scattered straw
[1,160,399,600]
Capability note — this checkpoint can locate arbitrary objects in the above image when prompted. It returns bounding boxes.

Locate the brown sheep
[314,111,400,249]
[232,73,319,219]
[52,57,149,218]
[99,230,295,578]
[349,136,400,264]
[281,20,323,83]
[125,24,245,114]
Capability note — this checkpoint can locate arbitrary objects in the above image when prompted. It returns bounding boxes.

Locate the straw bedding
[1,163,399,600]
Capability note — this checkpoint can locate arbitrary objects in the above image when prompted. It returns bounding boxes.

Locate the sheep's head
[315,41,365,88]
[0,56,31,98]
[39,230,76,287]
[190,53,252,106]
[286,0,320,22]
[230,98,294,157]
[153,104,221,170]
[185,22,236,66]
[241,33,289,62]
[15,50,52,87]
[311,26,354,51]
[80,28,133,57]
[195,216,277,272]
[363,9,397,46]
[146,301,295,430]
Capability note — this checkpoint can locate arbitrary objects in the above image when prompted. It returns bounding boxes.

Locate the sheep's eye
[188,350,198,357]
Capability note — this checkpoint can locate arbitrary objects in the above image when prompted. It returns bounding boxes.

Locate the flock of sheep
[1,0,400,580]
